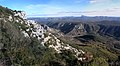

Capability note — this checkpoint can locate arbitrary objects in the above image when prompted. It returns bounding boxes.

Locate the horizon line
[27,15,120,18]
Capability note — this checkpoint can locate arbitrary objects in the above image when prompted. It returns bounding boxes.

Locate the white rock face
[14,11,26,19]
[19,19,46,40]
[13,11,46,40]
[12,11,46,40]
[41,36,51,46]
[8,15,13,21]
[75,24,84,29]
[41,33,86,61]
[26,20,45,39]
[78,24,84,29]
[22,31,29,37]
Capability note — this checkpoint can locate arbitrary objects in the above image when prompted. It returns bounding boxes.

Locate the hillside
[0,6,92,66]
[46,21,120,53]
[47,21,120,39]
[0,6,120,66]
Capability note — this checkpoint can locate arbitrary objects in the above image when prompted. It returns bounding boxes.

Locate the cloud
[28,7,120,17]
[25,4,72,17]
[90,0,97,3]
[89,0,112,4]
[25,4,66,15]
[85,8,120,16]
[55,7,120,17]
[58,11,97,14]
[25,2,120,17]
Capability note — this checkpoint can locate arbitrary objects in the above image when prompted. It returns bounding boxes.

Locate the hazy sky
[0,0,120,17]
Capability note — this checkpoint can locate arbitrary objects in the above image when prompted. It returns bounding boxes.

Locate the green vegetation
[90,57,109,66]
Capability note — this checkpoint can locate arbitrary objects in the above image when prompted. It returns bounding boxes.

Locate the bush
[90,57,109,66]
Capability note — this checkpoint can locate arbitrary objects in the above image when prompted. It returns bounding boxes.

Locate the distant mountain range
[28,16,120,24]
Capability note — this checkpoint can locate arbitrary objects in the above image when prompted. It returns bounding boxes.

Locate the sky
[0,0,120,17]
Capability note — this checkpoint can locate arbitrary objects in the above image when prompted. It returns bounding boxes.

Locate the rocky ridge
[47,22,120,39]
